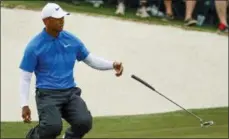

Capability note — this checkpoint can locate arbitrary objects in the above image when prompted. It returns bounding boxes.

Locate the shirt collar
[41,28,63,41]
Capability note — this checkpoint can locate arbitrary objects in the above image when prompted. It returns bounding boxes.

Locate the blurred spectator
[215,0,228,32]
[62,0,228,31]
[115,0,150,18]
[115,0,125,15]
[163,0,197,26]
[145,0,165,17]
[86,0,104,7]
[136,0,150,18]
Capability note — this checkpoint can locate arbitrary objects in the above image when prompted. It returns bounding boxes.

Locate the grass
[1,107,228,138]
[1,0,227,35]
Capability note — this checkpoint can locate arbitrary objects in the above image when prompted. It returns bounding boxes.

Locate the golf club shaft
[131,74,203,122]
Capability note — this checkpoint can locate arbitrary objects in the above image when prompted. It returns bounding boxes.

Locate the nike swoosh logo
[55,7,60,11]
[64,44,71,48]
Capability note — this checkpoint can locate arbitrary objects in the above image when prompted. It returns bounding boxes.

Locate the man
[115,0,150,18]
[19,2,123,139]
[163,0,197,26]
[215,0,228,33]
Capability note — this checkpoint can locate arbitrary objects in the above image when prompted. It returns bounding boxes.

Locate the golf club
[131,74,214,128]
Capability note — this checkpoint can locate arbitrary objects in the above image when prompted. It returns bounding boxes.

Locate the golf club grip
[131,75,156,91]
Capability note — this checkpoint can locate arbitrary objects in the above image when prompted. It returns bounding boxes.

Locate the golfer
[19,3,123,139]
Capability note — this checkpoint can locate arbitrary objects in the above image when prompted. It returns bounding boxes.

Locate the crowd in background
[63,0,228,33]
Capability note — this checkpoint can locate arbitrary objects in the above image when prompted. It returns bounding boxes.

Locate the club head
[200,120,214,128]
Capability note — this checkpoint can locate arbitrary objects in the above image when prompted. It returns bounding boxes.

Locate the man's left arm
[76,39,123,75]
[83,53,124,76]
[83,53,114,70]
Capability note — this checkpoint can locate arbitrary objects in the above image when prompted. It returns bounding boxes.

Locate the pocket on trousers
[35,89,50,98]
[72,87,82,96]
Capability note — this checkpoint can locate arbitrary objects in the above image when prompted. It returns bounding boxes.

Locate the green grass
[1,0,227,35]
[1,107,228,138]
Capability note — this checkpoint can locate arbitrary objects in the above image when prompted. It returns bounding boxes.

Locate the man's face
[44,17,64,32]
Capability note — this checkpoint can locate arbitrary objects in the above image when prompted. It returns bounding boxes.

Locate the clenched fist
[113,62,123,77]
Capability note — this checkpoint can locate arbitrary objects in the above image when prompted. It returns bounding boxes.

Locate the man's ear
[42,18,49,26]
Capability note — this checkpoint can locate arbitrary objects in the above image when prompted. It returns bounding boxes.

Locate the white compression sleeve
[83,53,114,70]
[19,70,32,108]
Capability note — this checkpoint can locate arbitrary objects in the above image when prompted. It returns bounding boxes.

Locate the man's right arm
[20,70,32,108]
[19,43,37,108]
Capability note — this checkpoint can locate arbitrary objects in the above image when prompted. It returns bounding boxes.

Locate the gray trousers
[26,87,92,139]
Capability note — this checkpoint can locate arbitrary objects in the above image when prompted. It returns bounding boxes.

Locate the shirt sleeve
[66,31,90,61]
[19,44,37,72]
[76,39,90,61]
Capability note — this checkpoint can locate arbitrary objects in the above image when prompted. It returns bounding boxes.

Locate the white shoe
[136,6,150,18]
[93,1,103,8]
[86,0,103,8]
[148,5,164,17]
[115,2,125,15]
[62,134,65,139]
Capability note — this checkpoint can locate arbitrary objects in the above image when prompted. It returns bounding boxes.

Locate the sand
[1,8,228,122]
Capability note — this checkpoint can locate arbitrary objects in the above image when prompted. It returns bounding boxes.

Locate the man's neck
[45,28,59,38]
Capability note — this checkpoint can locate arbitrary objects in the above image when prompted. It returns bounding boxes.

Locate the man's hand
[113,62,123,77]
[22,106,31,123]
